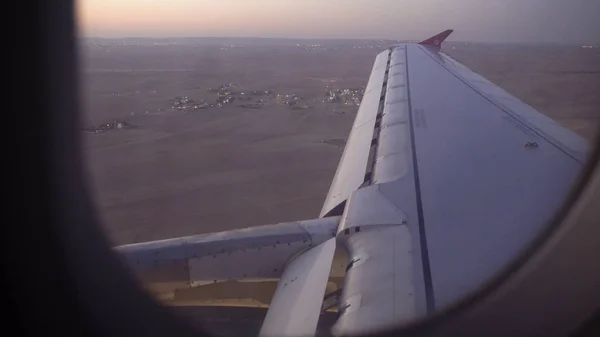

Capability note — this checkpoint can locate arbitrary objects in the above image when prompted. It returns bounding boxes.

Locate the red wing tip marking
[419,29,454,47]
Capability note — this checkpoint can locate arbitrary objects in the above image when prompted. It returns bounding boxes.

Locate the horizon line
[78,36,598,46]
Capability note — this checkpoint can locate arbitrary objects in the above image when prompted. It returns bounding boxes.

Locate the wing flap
[115,217,339,295]
[259,238,337,337]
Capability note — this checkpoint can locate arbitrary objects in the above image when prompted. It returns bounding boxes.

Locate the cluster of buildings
[98,83,367,124]
[216,93,234,106]
[276,94,310,109]
[208,84,274,108]
[324,87,365,106]
[172,96,191,110]
[210,84,235,107]
[165,84,276,112]
[172,96,211,110]
[170,86,364,111]
[208,83,240,107]
[82,120,133,134]
[294,42,391,51]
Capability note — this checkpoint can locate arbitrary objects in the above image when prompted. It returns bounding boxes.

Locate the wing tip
[419,29,454,47]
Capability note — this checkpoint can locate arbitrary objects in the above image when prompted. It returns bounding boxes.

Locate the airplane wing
[115,30,589,336]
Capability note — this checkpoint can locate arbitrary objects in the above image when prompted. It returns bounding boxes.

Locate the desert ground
[79,39,599,246]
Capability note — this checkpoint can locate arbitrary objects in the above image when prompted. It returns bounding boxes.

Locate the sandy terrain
[79,39,599,246]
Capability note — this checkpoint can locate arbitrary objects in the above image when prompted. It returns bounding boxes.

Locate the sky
[78,0,600,43]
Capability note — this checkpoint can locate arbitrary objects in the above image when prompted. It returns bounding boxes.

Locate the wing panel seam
[405,46,436,313]
[414,45,582,163]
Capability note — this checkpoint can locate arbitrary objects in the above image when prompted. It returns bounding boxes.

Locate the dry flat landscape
[79,39,599,245]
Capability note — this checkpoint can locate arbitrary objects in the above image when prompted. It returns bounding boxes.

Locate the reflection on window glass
[77,0,598,336]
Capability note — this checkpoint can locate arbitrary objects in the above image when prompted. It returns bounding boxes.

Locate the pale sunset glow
[77,0,600,42]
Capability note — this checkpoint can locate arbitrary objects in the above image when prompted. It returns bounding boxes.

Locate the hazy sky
[78,0,600,43]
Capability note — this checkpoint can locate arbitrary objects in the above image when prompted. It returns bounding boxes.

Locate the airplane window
[76,1,599,336]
